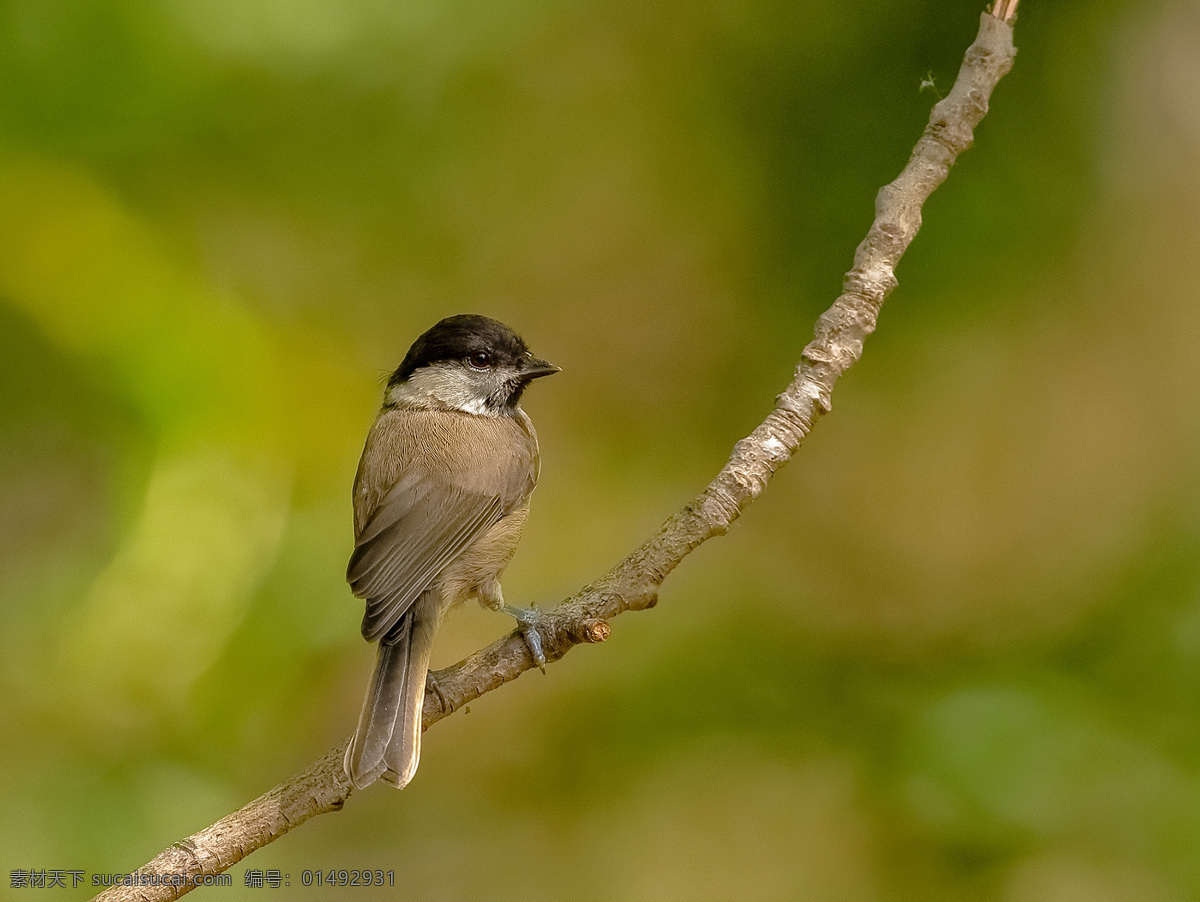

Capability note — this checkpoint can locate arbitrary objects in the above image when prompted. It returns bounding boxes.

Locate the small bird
[344,314,559,790]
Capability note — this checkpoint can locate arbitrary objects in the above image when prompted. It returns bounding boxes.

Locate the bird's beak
[519,357,561,381]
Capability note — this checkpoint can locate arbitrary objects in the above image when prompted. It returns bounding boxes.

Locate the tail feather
[344,604,437,790]
[381,611,436,787]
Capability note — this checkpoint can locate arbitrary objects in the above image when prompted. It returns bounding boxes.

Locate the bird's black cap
[389,314,541,386]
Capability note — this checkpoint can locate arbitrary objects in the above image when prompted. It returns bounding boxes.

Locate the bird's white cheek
[388,365,501,415]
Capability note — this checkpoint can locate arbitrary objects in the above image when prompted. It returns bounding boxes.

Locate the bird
[343,314,559,790]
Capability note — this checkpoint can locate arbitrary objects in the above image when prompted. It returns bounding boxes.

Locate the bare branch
[91,9,1017,902]
[990,0,1020,24]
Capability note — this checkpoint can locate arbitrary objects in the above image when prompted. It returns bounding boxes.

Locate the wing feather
[349,483,502,641]
[346,408,539,643]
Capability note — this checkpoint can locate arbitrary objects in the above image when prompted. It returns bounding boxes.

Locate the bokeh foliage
[3,0,1200,899]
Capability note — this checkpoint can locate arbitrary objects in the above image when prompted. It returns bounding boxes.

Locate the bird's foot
[503,603,548,672]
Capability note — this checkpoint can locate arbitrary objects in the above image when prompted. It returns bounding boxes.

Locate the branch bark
[92,6,1018,900]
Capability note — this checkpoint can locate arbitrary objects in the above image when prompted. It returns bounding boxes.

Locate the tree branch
[92,6,1018,900]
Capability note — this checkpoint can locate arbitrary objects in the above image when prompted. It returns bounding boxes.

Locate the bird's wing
[347,467,503,642]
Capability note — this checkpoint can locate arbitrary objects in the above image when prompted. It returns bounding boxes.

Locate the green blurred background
[2,0,1199,899]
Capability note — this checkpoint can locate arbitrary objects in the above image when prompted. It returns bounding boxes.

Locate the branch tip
[988,0,1018,23]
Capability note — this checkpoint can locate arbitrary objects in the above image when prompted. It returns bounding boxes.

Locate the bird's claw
[503,603,547,672]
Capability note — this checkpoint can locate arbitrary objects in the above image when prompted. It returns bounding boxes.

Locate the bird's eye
[467,350,492,369]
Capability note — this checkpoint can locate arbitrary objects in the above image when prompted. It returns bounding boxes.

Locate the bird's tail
[344,605,437,790]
